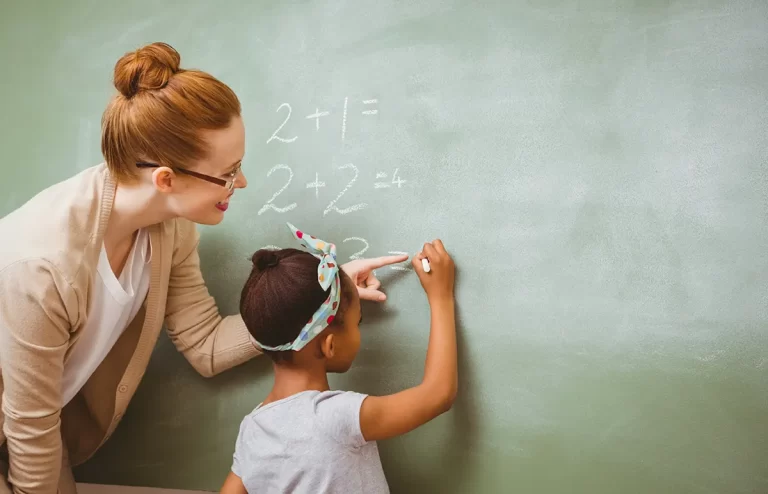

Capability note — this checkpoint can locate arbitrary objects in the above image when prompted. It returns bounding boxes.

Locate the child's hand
[413,240,454,301]
[361,239,457,444]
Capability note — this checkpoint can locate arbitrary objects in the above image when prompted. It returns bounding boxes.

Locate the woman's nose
[235,169,248,189]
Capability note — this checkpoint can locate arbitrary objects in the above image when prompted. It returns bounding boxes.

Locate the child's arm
[220,472,248,494]
[360,240,457,442]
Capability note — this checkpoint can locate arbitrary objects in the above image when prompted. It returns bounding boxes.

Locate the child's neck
[264,361,331,406]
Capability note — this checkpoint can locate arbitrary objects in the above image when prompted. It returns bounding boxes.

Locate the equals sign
[388,251,410,271]
[362,99,378,115]
[374,172,390,189]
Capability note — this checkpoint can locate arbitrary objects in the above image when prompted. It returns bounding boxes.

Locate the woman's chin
[182,208,226,226]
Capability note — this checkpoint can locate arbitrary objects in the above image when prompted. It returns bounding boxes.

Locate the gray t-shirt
[232,390,390,493]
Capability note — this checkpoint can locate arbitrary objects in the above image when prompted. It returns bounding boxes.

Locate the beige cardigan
[0,164,261,492]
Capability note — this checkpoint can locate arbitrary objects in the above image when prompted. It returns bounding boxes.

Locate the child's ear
[320,333,335,360]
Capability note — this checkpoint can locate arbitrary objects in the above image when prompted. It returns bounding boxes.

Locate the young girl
[219,223,457,494]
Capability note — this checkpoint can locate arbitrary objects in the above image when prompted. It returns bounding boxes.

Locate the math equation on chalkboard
[256,163,407,217]
[258,97,414,272]
[265,97,378,144]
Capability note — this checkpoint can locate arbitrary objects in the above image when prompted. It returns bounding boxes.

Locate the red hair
[101,42,241,182]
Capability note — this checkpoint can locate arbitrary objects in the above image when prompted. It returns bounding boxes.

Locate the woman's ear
[320,333,336,360]
[151,167,176,193]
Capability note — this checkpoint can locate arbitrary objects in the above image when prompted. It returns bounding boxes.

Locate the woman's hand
[341,254,409,301]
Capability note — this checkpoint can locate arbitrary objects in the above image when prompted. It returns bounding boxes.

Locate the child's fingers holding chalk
[414,240,454,298]
[412,245,429,271]
[417,243,437,273]
[417,242,438,272]
[412,249,426,271]
[421,258,431,273]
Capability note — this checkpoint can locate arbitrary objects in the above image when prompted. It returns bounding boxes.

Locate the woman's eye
[225,164,241,178]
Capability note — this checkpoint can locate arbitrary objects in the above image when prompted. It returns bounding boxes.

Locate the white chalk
[422,258,431,273]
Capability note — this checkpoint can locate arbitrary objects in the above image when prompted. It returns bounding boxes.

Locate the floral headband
[254,222,341,352]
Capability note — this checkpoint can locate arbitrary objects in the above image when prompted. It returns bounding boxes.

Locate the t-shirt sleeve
[231,416,249,477]
[314,391,369,449]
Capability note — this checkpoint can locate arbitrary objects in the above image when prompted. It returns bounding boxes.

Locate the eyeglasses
[136,161,242,192]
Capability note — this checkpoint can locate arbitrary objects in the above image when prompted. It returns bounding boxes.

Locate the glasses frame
[136,161,240,192]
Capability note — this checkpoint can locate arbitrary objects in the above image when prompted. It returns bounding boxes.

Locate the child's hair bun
[252,249,281,271]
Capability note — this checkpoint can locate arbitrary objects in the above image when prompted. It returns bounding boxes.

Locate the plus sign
[306,108,330,131]
[305,173,326,198]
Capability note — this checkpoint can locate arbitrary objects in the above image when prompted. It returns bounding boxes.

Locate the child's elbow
[438,397,455,414]
[437,387,458,414]
[423,380,458,415]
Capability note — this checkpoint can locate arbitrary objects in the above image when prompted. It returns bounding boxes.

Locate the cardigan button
[118,385,128,393]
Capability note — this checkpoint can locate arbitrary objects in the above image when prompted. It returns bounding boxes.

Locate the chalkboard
[2,1,768,493]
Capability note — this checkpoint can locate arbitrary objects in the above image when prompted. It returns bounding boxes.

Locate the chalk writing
[266,103,298,144]
[362,99,378,115]
[343,237,370,261]
[258,163,406,213]
[340,97,349,141]
[324,163,367,216]
[341,238,410,270]
[266,97,381,142]
[374,168,406,189]
[258,164,297,215]
[306,108,330,131]
[387,251,411,271]
[256,238,409,272]
[305,172,326,198]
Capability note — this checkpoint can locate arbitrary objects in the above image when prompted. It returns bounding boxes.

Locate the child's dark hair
[240,248,356,362]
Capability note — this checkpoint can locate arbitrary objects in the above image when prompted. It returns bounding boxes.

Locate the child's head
[240,247,361,372]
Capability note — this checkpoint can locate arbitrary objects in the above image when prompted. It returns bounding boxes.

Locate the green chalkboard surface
[2,1,767,493]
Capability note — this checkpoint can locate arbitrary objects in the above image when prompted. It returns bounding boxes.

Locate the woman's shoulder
[0,164,112,282]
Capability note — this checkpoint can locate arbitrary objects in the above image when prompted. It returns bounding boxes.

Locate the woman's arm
[164,220,262,378]
[0,260,75,493]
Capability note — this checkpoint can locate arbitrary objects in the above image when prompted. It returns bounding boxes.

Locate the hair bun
[252,249,281,271]
[113,42,181,99]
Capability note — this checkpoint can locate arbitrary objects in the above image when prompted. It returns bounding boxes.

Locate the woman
[0,42,406,494]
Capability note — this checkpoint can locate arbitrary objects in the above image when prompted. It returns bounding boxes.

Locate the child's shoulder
[237,389,371,447]
[313,389,368,408]
[245,389,367,416]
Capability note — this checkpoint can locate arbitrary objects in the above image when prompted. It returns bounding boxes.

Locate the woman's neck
[264,361,330,406]
[106,181,176,248]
